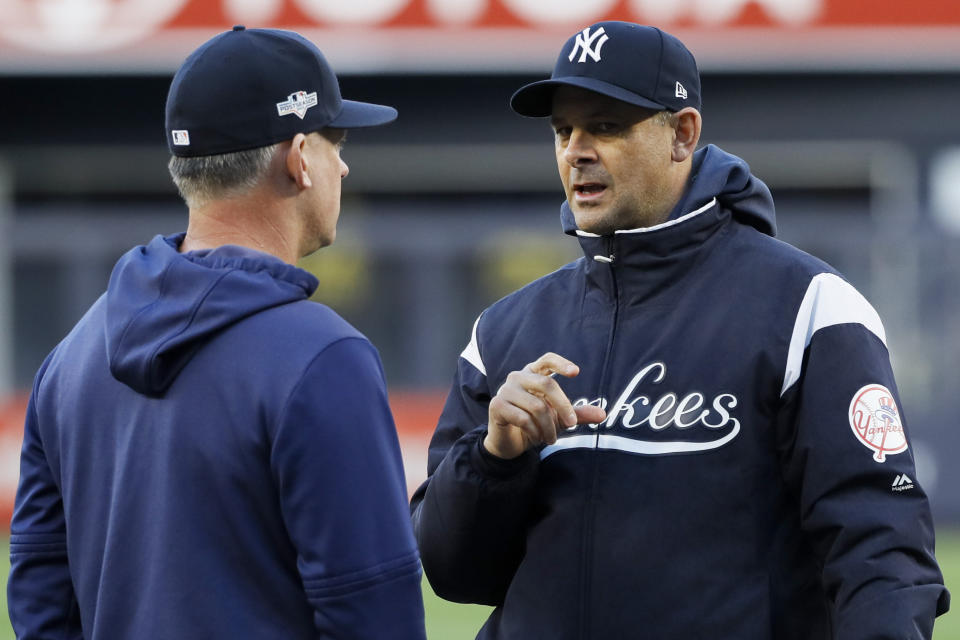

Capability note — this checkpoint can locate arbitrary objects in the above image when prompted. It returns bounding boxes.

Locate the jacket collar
[575,198,731,300]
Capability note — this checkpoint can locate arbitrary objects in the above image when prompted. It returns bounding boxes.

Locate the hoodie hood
[105,233,318,396]
[561,144,776,237]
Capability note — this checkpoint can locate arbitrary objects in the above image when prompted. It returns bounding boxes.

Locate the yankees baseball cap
[166,25,397,157]
[510,21,701,117]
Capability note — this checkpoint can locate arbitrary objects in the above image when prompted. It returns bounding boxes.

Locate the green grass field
[2,532,958,639]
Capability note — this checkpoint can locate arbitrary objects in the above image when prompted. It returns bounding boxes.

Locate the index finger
[519,353,581,428]
[523,352,580,379]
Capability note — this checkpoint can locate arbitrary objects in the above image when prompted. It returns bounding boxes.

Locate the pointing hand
[484,352,607,459]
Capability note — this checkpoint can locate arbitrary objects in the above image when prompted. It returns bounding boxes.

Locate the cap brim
[510,76,666,117]
[327,99,398,128]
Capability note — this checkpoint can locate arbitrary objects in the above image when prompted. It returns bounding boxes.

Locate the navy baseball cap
[511,22,700,117]
[166,26,397,157]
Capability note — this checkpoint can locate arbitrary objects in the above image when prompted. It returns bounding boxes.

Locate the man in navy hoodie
[411,22,949,639]
[8,27,426,639]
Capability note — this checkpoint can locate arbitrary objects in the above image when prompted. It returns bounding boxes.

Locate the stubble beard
[572,192,671,236]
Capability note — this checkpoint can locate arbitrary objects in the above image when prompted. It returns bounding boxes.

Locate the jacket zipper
[579,237,620,639]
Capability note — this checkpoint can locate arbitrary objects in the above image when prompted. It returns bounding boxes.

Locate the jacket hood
[561,144,776,237]
[105,233,318,396]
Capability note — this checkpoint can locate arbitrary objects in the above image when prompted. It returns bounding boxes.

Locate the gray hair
[168,143,281,208]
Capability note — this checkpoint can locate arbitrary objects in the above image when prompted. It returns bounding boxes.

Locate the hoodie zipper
[579,237,620,639]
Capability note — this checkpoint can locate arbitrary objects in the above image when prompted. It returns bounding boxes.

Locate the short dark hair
[655,110,680,128]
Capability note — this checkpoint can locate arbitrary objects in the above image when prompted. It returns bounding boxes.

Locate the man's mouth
[573,182,607,201]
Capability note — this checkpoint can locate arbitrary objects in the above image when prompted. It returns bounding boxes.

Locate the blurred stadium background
[1,0,958,637]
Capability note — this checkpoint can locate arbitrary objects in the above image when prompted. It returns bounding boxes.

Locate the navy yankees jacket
[9,235,426,639]
[411,145,949,639]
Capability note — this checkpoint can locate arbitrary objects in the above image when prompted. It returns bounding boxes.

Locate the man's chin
[302,232,334,258]
[571,208,617,236]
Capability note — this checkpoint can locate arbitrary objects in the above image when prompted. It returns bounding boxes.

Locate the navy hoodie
[411,146,949,639]
[9,234,426,639]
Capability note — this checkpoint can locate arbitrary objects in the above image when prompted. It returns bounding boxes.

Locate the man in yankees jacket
[410,21,949,639]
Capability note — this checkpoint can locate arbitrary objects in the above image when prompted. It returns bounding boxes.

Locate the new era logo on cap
[675,82,688,100]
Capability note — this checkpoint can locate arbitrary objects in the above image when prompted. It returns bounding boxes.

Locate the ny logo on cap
[568,27,609,63]
[276,90,318,120]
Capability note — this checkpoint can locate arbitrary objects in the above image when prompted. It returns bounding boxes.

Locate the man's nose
[563,129,598,167]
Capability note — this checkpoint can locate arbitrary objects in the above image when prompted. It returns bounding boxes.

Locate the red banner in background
[12,0,960,30]
[0,396,28,530]
[1,0,960,72]
[0,390,444,531]
[391,390,446,496]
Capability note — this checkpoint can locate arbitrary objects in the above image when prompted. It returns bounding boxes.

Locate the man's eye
[596,122,619,133]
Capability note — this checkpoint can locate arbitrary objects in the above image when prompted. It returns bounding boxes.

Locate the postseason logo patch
[276,90,318,120]
[848,384,908,463]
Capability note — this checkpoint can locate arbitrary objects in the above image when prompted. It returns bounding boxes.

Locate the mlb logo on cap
[511,21,701,118]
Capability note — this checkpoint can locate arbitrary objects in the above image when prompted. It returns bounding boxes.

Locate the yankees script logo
[568,26,609,63]
[541,362,741,459]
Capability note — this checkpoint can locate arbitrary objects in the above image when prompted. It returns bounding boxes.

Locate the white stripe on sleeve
[460,313,486,376]
[781,272,886,396]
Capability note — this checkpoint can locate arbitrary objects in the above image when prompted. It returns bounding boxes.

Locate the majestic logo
[542,362,741,459]
[848,384,908,463]
[892,473,914,492]
[675,82,688,99]
[568,26,609,63]
[171,130,190,146]
[276,90,318,119]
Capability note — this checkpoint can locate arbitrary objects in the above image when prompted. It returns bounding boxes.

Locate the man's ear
[672,108,702,163]
[286,133,312,189]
